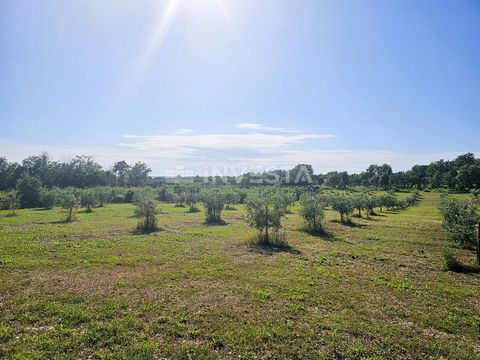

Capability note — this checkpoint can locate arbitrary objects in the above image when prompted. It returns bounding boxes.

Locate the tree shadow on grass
[330,220,369,228]
[132,227,164,235]
[204,219,228,226]
[300,227,338,241]
[249,244,301,256]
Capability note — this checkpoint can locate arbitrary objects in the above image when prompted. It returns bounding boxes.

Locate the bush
[299,193,326,233]
[201,189,225,224]
[245,188,288,246]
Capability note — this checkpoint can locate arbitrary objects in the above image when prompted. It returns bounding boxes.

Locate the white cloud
[120,131,329,151]
[1,125,476,176]
[236,122,303,133]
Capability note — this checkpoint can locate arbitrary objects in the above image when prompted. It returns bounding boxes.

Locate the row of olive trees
[298,190,421,233]
[439,193,479,272]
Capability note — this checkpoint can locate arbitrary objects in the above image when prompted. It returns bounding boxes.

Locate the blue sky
[1,0,479,175]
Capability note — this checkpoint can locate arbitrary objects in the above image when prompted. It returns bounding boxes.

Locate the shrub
[299,193,326,233]
[201,189,225,224]
[329,194,353,223]
[245,188,288,246]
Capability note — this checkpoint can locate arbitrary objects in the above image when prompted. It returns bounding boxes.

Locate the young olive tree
[364,194,378,216]
[330,194,354,223]
[201,189,225,224]
[95,187,111,207]
[352,193,369,217]
[299,193,326,233]
[185,188,200,213]
[134,198,158,233]
[58,189,79,222]
[223,187,240,210]
[439,196,478,249]
[80,189,98,212]
[245,189,288,246]
[4,190,21,216]
[40,187,57,210]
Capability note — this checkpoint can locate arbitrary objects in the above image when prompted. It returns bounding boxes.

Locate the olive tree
[223,187,240,210]
[352,193,369,217]
[58,189,79,222]
[299,193,326,233]
[201,189,225,224]
[95,186,111,207]
[134,197,158,233]
[185,188,200,213]
[80,189,98,212]
[245,188,288,246]
[330,193,354,223]
[40,187,57,210]
[3,190,21,216]
[439,196,478,249]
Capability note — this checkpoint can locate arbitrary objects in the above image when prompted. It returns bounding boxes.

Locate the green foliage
[185,188,200,213]
[80,189,98,212]
[376,193,399,211]
[39,187,57,210]
[0,190,21,215]
[351,193,369,217]
[134,198,158,233]
[299,193,326,233]
[95,186,111,207]
[201,189,225,224]
[16,174,42,208]
[245,188,288,246]
[329,194,354,223]
[439,196,479,249]
[223,187,240,209]
[57,188,79,222]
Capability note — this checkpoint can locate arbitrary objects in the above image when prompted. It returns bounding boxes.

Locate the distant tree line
[1,152,479,196]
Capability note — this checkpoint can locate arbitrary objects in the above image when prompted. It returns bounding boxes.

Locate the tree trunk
[477,223,480,270]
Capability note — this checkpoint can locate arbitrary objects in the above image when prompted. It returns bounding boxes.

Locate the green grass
[1,192,479,359]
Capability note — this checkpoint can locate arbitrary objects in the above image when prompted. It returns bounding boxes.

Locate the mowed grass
[1,192,479,359]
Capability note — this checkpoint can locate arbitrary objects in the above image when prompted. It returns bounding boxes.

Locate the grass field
[1,192,479,359]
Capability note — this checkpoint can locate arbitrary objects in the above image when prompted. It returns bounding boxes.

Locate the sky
[1,0,479,176]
